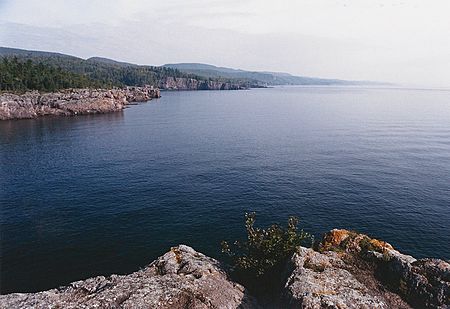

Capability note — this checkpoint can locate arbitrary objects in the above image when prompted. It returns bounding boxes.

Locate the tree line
[0,54,231,92]
[0,57,105,92]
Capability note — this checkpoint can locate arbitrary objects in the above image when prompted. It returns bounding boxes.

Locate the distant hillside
[0,47,383,92]
[0,47,77,60]
[163,63,378,86]
[86,57,139,68]
[0,47,204,89]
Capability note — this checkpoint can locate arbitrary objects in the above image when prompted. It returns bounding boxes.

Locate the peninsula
[0,87,160,120]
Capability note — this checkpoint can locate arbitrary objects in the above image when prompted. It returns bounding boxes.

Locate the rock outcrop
[0,86,160,120]
[283,247,395,308]
[283,230,415,308]
[0,232,448,308]
[313,229,450,309]
[0,245,257,309]
[282,229,450,309]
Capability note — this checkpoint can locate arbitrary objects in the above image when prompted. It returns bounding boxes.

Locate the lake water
[1,86,449,293]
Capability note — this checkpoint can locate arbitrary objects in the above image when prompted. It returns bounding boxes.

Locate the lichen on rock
[283,247,391,308]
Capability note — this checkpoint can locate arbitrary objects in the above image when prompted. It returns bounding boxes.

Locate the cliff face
[0,86,161,120]
[159,77,248,90]
[0,231,448,309]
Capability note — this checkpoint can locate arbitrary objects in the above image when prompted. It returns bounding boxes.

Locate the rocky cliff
[0,231,448,309]
[0,86,161,120]
[159,77,248,90]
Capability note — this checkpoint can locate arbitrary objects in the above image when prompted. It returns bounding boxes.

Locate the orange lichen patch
[319,229,352,252]
[369,239,393,252]
[171,247,183,264]
[319,230,395,255]
[312,290,337,297]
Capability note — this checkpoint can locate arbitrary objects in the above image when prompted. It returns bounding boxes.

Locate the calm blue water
[1,87,449,293]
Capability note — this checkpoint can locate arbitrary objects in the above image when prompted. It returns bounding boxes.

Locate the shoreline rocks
[0,86,161,121]
[0,231,448,308]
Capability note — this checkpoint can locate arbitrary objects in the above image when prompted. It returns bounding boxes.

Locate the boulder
[282,247,408,308]
[315,229,450,309]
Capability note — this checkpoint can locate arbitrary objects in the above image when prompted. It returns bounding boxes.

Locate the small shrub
[221,212,312,294]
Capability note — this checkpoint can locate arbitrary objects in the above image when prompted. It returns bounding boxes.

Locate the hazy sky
[1,0,449,87]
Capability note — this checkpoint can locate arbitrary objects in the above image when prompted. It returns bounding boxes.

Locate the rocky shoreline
[0,86,161,121]
[0,230,448,308]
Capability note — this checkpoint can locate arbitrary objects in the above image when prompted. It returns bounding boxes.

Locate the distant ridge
[163,63,385,86]
[86,57,139,68]
[0,47,141,68]
[0,46,206,89]
[0,46,80,60]
[0,47,386,87]
[0,46,255,91]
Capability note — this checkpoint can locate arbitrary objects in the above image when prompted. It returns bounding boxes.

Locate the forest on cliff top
[0,47,247,92]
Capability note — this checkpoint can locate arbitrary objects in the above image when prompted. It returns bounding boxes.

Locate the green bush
[221,212,312,288]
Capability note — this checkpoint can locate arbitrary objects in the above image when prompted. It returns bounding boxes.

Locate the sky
[1,0,449,87]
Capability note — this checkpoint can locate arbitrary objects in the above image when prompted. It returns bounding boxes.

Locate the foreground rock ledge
[0,245,257,309]
[0,231,448,309]
[0,86,161,120]
[285,230,449,309]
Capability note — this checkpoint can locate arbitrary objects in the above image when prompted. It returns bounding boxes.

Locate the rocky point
[0,86,161,120]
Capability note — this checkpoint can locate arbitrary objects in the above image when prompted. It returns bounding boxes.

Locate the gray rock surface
[312,229,450,309]
[0,245,257,309]
[1,231,448,308]
[377,254,450,308]
[283,247,397,308]
[0,86,160,120]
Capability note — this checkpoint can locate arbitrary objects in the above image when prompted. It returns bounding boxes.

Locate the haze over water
[1,86,449,293]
